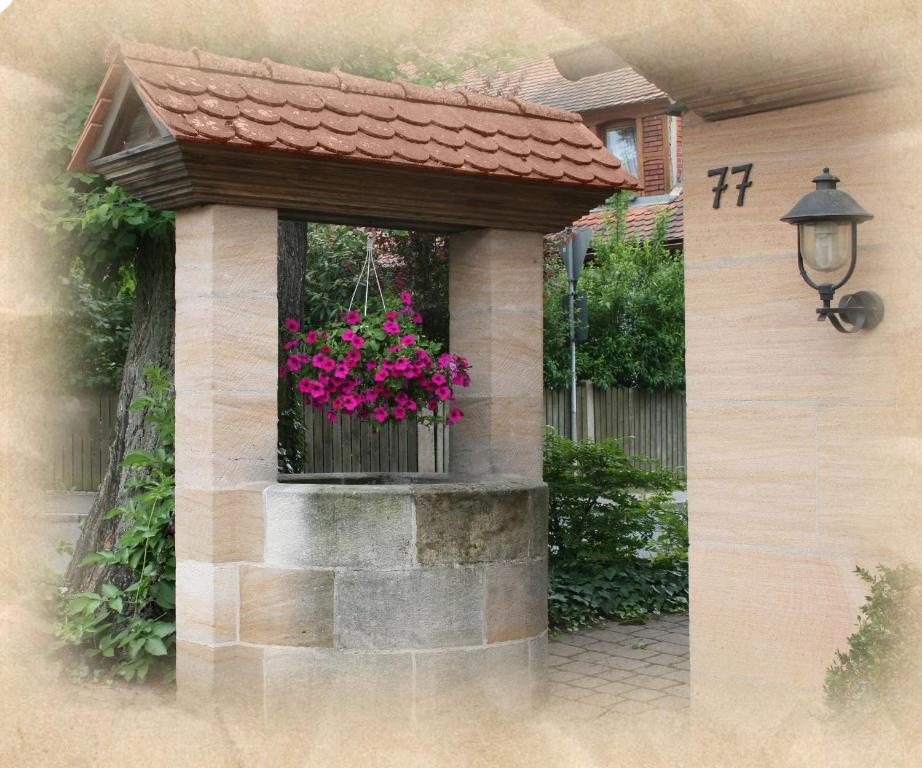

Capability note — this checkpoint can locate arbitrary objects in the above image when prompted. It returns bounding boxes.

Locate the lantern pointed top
[781,168,874,224]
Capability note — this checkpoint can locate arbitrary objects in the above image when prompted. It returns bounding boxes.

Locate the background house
[458,56,683,243]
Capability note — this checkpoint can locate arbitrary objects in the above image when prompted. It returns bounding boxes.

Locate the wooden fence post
[417,422,436,473]
[581,380,595,443]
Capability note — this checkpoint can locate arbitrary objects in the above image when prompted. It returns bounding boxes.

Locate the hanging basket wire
[348,232,387,316]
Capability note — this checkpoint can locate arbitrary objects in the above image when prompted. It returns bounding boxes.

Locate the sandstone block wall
[683,86,922,718]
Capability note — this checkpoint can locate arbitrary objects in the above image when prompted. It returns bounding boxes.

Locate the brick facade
[641,114,667,195]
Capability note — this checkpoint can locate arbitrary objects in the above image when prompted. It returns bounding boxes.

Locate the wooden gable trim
[88,76,169,168]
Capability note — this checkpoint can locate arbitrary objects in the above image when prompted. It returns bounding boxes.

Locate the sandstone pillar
[448,229,545,478]
[173,205,278,709]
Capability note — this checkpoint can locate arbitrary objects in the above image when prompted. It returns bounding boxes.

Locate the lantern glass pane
[800,221,852,272]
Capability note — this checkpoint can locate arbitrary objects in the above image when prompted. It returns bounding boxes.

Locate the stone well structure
[69,40,635,719]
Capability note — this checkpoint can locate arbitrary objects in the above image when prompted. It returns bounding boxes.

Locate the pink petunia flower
[400,334,416,347]
[447,408,464,424]
[392,406,407,420]
[373,407,389,423]
[344,310,362,325]
[383,320,401,335]
[305,330,318,344]
[436,385,452,401]
[285,318,301,333]
[342,329,356,343]
[413,312,423,324]
[351,335,365,349]
[312,353,327,368]
[400,291,413,306]
[431,372,446,386]
[284,339,299,350]
[386,311,398,320]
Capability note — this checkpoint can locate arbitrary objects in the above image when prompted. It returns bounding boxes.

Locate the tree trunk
[277,219,307,473]
[64,232,175,595]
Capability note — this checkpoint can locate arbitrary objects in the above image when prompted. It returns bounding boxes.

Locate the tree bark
[277,219,307,473]
[64,232,175,595]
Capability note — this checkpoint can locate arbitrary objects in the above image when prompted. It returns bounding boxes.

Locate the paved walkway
[545,613,689,719]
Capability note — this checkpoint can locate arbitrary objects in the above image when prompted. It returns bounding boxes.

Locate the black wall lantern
[781,169,883,333]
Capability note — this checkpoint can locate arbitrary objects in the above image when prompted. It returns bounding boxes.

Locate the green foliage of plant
[52,367,176,683]
[544,193,686,390]
[544,429,688,632]
[55,263,135,390]
[302,225,449,346]
[825,564,922,715]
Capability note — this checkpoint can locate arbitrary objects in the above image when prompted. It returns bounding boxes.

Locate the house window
[605,124,638,178]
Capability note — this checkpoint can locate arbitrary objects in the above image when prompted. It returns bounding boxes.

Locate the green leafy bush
[544,429,688,632]
[53,367,176,683]
[544,193,685,390]
[825,564,922,716]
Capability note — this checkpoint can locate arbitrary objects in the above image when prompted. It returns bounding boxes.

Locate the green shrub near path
[544,429,688,632]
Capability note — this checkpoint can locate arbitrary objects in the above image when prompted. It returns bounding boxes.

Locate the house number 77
[708,163,754,208]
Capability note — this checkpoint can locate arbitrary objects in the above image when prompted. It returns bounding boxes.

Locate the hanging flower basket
[280,236,469,427]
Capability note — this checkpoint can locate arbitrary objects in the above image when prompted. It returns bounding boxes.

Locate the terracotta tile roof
[456,57,667,115]
[69,40,639,192]
[573,193,684,245]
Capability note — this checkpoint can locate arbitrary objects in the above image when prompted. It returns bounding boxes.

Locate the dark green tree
[544,194,685,391]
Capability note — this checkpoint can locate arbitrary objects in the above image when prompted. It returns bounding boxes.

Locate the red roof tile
[69,39,639,193]
[573,194,684,245]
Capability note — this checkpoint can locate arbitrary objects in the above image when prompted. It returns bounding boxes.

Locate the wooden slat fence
[48,390,118,491]
[545,384,687,475]
[49,385,684,490]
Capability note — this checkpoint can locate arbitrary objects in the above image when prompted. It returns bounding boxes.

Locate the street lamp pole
[561,227,591,442]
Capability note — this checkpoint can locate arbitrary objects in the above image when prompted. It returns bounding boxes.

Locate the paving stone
[644,653,683,666]
[610,698,655,715]
[549,684,592,701]
[647,641,689,656]
[570,650,611,664]
[621,673,679,691]
[668,684,690,697]
[548,643,583,658]
[671,659,690,670]
[595,680,633,696]
[568,675,610,690]
[622,687,664,702]
[553,633,596,647]
[579,691,624,709]
[559,660,609,676]
[663,669,690,684]
[548,669,582,683]
[598,655,650,672]
[631,627,674,641]
[655,694,691,710]
[659,614,688,624]
[543,699,607,720]
[547,654,569,668]
[605,644,658,660]
[599,668,635,683]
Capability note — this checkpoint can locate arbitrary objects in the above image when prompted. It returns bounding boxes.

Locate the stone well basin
[254,473,549,720]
